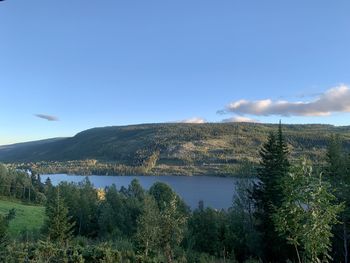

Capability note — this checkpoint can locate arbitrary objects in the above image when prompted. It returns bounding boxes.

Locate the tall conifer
[252,122,290,261]
[44,186,75,244]
[326,135,350,263]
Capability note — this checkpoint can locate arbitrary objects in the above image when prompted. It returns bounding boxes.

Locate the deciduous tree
[273,160,343,263]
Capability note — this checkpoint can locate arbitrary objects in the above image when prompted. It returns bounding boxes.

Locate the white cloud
[180,117,206,124]
[222,116,260,123]
[220,85,350,117]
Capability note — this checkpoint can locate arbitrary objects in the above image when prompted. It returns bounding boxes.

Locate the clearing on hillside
[0,198,45,237]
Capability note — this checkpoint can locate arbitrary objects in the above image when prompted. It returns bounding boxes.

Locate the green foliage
[4,240,136,262]
[158,195,188,263]
[0,198,45,237]
[0,215,9,260]
[149,182,177,210]
[98,185,125,239]
[44,186,75,244]
[228,179,260,261]
[252,123,291,261]
[0,164,45,203]
[98,181,145,239]
[325,135,350,263]
[135,195,161,258]
[273,160,343,263]
[188,207,225,255]
[187,179,261,261]
[149,182,189,214]
[0,209,16,261]
[58,178,99,237]
[1,123,350,262]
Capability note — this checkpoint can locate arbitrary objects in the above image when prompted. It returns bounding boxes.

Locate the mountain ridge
[1,123,350,176]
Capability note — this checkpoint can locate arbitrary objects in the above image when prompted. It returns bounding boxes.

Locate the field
[0,198,45,237]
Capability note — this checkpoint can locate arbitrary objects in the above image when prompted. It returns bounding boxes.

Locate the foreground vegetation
[2,123,350,176]
[0,123,350,262]
[0,199,45,237]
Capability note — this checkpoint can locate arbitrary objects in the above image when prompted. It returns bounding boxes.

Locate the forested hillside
[1,123,350,176]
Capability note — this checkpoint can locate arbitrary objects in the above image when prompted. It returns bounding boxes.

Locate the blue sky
[1,0,350,145]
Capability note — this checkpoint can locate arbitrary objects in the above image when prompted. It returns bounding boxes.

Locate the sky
[1,0,350,145]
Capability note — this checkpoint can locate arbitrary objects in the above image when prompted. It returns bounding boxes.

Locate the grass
[0,198,45,237]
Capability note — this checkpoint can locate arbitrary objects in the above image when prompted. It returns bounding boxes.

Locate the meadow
[0,198,45,237]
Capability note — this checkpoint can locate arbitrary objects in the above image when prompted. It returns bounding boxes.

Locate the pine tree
[44,186,75,244]
[325,135,350,263]
[276,121,290,192]
[252,122,291,261]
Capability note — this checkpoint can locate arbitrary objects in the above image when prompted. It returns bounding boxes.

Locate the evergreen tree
[276,121,290,188]
[325,135,350,263]
[44,186,75,244]
[44,177,53,195]
[252,122,291,261]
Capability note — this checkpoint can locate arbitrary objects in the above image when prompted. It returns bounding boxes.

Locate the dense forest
[1,124,350,262]
[1,123,350,176]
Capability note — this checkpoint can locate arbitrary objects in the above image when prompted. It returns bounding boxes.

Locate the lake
[40,174,251,210]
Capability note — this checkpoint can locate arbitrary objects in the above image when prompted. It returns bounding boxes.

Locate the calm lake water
[40,174,249,210]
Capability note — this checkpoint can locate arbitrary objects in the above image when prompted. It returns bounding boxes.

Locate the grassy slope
[0,198,45,237]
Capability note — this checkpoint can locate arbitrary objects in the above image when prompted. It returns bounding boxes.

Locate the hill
[1,123,350,176]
